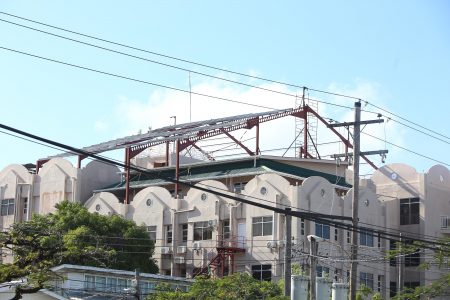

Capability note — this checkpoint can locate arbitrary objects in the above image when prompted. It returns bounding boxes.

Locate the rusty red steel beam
[129,108,307,158]
[191,143,215,161]
[306,106,353,149]
[220,129,255,156]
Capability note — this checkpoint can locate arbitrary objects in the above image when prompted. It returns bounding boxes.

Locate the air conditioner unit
[193,242,202,250]
[208,219,218,227]
[177,246,187,254]
[266,241,277,249]
[174,256,185,264]
[161,247,172,254]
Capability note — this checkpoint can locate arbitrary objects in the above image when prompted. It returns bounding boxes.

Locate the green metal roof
[97,158,351,192]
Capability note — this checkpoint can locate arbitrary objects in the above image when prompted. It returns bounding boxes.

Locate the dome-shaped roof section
[38,158,76,177]
[132,186,175,208]
[0,164,31,182]
[427,164,450,187]
[186,180,233,203]
[371,163,419,184]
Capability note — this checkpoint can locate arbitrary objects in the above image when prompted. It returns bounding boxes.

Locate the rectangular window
[389,240,397,266]
[181,224,188,243]
[390,281,397,298]
[95,276,106,291]
[334,268,342,282]
[377,233,381,248]
[360,272,374,290]
[194,221,213,241]
[118,278,128,291]
[166,225,173,244]
[360,230,374,247]
[405,281,420,290]
[377,275,384,293]
[300,218,305,235]
[1,199,14,216]
[107,277,117,292]
[85,275,95,290]
[233,182,248,194]
[251,264,271,281]
[347,231,351,243]
[334,228,338,241]
[147,226,157,242]
[315,223,330,239]
[252,216,273,236]
[405,247,421,267]
[22,198,28,216]
[400,198,420,225]
[316,266,330,277]
[222,219,230,239]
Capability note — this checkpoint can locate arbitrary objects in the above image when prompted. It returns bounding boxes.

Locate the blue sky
[0,1,449,175]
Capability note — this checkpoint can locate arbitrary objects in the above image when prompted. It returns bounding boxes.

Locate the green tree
[147,273,287,300]
[388,238,450,300]
[0,200,158,299]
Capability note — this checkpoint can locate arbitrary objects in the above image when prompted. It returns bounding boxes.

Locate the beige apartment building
[1,155,449,299]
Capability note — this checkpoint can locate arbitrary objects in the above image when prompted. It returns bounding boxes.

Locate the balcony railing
[216,234,246,249]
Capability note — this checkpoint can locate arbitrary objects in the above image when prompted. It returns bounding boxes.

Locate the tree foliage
[0,200,158,299]
[388,238,450,300]
[146,273,287,300]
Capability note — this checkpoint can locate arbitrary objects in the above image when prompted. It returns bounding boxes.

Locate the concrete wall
[83,170,387,289]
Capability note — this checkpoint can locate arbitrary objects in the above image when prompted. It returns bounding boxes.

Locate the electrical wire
[1,124,450,256]
[0,11,360,101]
[2,12,450,154]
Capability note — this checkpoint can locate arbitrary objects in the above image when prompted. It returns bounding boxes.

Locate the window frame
[316,265,330,277]
[300,218,305,236]
[360,272,374,290]
[181,224,188,243]
[251,264,272,281]
[400,197,420,225]
[360,229,374,247]
[166,225,173,244]
[147,225,157,242]
[194,221,213,241]
[222,219,230,239]
[252,216,273,237]
[1,199,14,216]
[315,223,330,239]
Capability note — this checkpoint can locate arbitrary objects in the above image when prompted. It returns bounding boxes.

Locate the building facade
[1,156,449,299]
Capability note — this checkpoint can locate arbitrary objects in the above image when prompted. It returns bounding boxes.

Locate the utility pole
[328,101,387,300]
[349,101,361,300]
[284,207,292,297]
[308,235,319,300]
[132,268,141,300]
[398,233,403,296]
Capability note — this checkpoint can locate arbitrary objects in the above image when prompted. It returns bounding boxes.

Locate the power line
[0,18,339,109]
[0,11,360,101]
[1,125,447,245]
[362,131,450,167]
[0,46,274,110]
[365,101,450,141]
[1,123,449,253]
[2,11,450,152]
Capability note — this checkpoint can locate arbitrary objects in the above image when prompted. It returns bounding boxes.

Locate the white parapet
[332,282,349,300]
[316,277,332,300]
[291,275,308,300]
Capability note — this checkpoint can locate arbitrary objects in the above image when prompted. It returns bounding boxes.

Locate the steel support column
[124,147,131,205]
[175,139,180,198]
[303,103,308,158]
[255,122,260,155]
[165,141,170,166]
